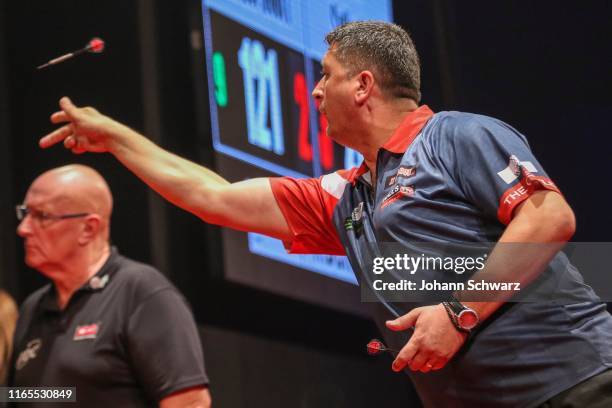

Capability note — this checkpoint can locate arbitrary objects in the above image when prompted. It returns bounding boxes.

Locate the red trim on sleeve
[497,174,562,225]
[269,176,346,255]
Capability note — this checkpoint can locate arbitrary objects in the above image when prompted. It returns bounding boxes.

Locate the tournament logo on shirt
[74,323,100,341]
[385,165,416,187]
[15,338,42,370]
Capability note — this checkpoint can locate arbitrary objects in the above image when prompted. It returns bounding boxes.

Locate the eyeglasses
[15,204,89,222]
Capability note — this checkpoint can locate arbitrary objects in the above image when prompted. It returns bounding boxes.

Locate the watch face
[458,309,479,330]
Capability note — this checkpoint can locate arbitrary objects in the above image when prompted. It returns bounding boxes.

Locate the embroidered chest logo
[16,338,42,370]
[344,202,364,233]
[385,165,416,187]
[74,323,100,341]
[381,185,415,209]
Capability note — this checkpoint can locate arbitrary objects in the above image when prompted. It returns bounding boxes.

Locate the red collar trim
[346,105,434,184]
[381,105,434,154]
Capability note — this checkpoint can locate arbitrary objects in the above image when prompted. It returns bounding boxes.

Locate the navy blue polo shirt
[271,106,612,407]
[9,248,208,407]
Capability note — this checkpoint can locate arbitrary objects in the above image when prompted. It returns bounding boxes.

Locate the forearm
[159,387,211,408]
[107,120,230,219]
[461,243,561,322]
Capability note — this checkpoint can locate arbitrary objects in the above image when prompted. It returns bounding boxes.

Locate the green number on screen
[213,51,228,107]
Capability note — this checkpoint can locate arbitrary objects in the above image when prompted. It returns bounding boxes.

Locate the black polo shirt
[8,248,208,407]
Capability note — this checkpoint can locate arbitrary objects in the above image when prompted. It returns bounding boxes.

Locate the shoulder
[273,167,359,202]
[426,111,528,151]
[19,285,51,316]
[320,168,359,198]
[13,285,51,343]
[428,111,501,137]
[110,253,177,306]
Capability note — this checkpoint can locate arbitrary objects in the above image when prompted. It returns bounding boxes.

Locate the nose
[17,215,32,237]
[312,78,323,101]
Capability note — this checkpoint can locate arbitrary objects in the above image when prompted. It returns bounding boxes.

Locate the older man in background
[8,165,210,408]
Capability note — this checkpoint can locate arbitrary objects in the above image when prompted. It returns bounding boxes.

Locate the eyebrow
[23,205,52,214]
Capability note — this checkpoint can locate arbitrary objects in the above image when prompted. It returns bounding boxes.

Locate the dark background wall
[0,0,610,406]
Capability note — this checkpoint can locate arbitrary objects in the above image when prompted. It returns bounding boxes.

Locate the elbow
[185,183,220,223]
[509,191,576,243]
[553,203,576,242]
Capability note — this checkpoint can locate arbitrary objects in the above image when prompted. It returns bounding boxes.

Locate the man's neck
[52,245,111,309]
[361,100,419,182]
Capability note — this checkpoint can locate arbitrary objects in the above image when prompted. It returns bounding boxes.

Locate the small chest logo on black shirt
[73,323,100,341]
[15,338,42,370]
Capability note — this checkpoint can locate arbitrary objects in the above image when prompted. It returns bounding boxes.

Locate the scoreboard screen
[200,0,392,313]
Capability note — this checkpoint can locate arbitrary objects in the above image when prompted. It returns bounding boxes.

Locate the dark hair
[325,21,421,103]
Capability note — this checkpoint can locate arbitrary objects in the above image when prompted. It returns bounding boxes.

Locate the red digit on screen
[316,101,333,170]
[294,72,312,162]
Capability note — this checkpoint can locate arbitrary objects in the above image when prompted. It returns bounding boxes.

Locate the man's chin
[326,127,339,144]
[24,253,43,269]
[326,129,350,149]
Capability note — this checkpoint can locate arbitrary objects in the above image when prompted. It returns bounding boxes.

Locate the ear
[354,70,375,105]
[78,215,102,245]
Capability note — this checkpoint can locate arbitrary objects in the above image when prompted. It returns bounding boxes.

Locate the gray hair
[325,21,421,103]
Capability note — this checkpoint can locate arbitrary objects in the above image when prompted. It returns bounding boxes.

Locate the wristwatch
[442,300,479,333]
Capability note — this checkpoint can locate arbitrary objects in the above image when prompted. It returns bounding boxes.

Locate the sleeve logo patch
[497,155,537,184]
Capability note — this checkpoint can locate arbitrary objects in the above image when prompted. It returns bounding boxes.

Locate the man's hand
[40,97,120,154]
[386,304,467,373]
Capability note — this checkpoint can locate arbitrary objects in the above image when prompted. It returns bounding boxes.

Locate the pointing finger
[39,125,73,149]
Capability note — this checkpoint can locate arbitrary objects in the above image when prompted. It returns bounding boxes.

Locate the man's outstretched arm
[40,97,291,241]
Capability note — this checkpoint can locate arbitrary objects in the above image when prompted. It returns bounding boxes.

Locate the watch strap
[442,301,469,333]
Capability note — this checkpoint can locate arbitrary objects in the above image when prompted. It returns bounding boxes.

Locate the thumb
[59,96,80,118]
[386,308,421,331]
